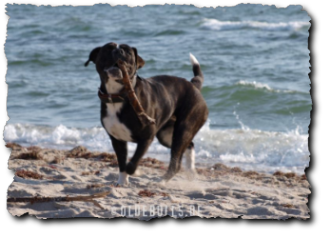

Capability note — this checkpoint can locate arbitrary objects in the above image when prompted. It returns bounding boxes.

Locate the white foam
[4,123,108,151]
[233,110,250,131]
[4,122,309,174]
[236,80,273,91]
[194,124,309,174]
[235,80,296,93]
[4,124,18,141]
[201,19,310,31]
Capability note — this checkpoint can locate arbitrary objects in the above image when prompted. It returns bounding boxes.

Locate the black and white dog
[85,42,208,185]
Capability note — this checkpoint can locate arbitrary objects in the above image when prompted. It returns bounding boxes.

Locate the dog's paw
[116,172,129,187]
[114,182,132,188]
[126,162,137,175]
[131,168,142,177]
[114,183,120,187]
[162,171,176,182]
[185,169,197,180]
[109,181,121,188]
[146,177,167,187]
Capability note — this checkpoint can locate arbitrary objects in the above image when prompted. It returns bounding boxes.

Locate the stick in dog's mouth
[117,59,156,127]
[114,61,126,85]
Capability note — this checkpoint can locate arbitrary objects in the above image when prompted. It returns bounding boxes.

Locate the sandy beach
[6,143,310,220]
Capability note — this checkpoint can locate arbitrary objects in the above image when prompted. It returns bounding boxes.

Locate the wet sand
[6,143,310,220]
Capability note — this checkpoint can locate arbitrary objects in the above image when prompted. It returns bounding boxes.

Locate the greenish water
[5,4,311,174]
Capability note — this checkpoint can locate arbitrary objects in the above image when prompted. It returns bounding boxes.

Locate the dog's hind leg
[157,119,196,178]
[164,105,207,181]
[156,119,175,148]
[157,123,197,180]
[163,121,197,181]
[110,136,128,186]
[184,142,197,180]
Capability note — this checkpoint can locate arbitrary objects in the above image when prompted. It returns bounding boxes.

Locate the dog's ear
[84,47,101,67]
[132,47,145,69]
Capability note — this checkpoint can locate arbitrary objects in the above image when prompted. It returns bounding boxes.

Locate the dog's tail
[189,53,204,90]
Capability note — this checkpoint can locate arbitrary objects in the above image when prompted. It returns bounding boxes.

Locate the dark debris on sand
[15,170,44,180]
[7,144,309,188]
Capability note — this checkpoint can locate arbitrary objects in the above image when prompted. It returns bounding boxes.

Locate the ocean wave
[203,80,307,96]
[196,121,309,174]
[8,59,52,67]
[235,80,296,93]
[201,18,310,31]
[4,122,309,174]
[155,29,186,36]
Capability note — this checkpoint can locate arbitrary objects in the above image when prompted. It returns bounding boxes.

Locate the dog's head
[85,42,145,94]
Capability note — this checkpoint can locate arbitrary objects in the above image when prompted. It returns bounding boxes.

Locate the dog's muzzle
[104,65,124,84]
[98,88,126,103]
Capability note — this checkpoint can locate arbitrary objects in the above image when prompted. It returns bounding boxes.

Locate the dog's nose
[113,48,125,58]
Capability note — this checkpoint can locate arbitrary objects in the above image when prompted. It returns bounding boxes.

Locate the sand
[6,143,310,220]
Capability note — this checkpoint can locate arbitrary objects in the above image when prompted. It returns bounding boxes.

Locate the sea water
[5,4,311,174]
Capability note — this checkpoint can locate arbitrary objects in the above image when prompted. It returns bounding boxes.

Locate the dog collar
[98,88,126,104]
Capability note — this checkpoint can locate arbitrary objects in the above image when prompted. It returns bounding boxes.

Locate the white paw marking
[117,172,129,185]
[184,147,195,170]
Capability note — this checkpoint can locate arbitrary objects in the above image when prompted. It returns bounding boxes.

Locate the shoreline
[6,143,310,219]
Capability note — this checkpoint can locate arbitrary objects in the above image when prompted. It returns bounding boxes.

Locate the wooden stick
[7,191,110,210]
[117,59,156,127]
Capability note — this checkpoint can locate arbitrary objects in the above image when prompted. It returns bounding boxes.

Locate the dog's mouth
[115,79,124,85]
[103,60,133,85]
[113,63,124,84]
[104,62,123,84]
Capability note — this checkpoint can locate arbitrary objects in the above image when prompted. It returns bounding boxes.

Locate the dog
[85,42,208,185]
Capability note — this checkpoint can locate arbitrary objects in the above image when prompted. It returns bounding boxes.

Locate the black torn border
[0,0,318,223]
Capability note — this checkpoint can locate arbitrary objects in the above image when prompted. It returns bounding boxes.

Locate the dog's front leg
[110,135,128,186]
[126,139,154,175]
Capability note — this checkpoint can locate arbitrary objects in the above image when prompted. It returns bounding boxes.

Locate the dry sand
[6,143,310,220]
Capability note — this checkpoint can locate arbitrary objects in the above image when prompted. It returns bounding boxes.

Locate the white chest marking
[105,78,124,95]
[104,73,136,94]
[102,103,133,142]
